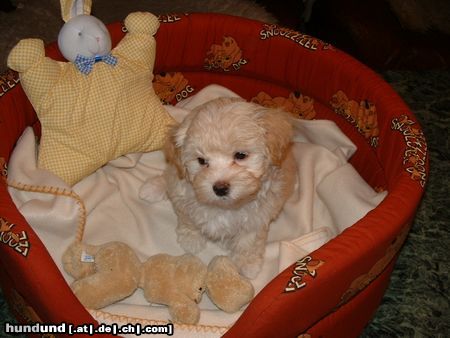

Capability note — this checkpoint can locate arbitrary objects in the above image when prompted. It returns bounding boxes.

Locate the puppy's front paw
[176,227,206,254]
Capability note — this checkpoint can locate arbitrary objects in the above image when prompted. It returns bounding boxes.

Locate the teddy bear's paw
[7,38,45,73]
[206,256,255,313]
[169,301,200,325]
[124,12,160,35]
[176,227,207,254]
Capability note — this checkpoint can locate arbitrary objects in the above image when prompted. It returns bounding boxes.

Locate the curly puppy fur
[164,97,297,279]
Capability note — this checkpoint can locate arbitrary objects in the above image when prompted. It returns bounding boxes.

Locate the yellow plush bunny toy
[7,0,174,185]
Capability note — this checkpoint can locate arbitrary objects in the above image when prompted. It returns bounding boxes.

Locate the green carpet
[361,70,450,337]
[1,70,449,337]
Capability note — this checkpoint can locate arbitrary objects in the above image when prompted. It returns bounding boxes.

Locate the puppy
[164,97,297,279]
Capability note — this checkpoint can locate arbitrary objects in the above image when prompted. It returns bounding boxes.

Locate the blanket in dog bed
[7,84,387,337]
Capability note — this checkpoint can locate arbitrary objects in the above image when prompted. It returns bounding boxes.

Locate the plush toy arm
[7,39,45,73]
[113,12,160,70]
[124,12,160,35]
[7,39,62,108]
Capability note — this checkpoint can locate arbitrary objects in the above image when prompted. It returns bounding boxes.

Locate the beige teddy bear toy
[62,241,255,325]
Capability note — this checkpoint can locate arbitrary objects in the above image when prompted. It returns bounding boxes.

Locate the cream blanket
[7,85,387,337]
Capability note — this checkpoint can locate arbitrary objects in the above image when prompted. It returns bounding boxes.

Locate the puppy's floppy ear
[260,107,293,166]
[164,121,188,179]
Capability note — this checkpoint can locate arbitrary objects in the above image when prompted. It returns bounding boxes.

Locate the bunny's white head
[57,0,112,62]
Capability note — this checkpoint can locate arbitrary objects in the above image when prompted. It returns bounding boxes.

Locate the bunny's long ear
[60,0,92,22]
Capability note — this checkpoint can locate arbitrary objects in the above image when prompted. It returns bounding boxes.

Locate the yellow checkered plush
[60,0,92,22]
[8,12,174,186]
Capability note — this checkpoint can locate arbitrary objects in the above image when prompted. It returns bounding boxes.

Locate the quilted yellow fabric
[8,12,174,186]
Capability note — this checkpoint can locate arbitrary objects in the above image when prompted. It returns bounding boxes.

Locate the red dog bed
[0,13,428,337]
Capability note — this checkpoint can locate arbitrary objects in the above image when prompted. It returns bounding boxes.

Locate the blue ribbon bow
[74,54,118,75]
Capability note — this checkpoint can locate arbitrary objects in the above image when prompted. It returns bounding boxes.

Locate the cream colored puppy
[164,97,297,279]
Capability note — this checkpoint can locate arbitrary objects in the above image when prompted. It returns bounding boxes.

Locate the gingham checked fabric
[7,12,174,186]
[60,0,92,22]
[74,54,118,75]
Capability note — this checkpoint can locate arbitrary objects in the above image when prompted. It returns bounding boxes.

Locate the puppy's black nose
[213,181,230,197]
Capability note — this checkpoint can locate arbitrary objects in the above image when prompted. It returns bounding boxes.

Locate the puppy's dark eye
[197,157,207,166]
[234,152,248,160]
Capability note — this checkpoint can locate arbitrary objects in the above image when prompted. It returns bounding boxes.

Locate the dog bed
[0,13,428,338]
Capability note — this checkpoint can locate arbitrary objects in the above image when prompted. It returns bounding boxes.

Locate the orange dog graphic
[153,72,189,104]
[252,91,316,120]
[204,36,243,71]
[0,217,19,243]
[330,90,379,139]
[357,100,379,138]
